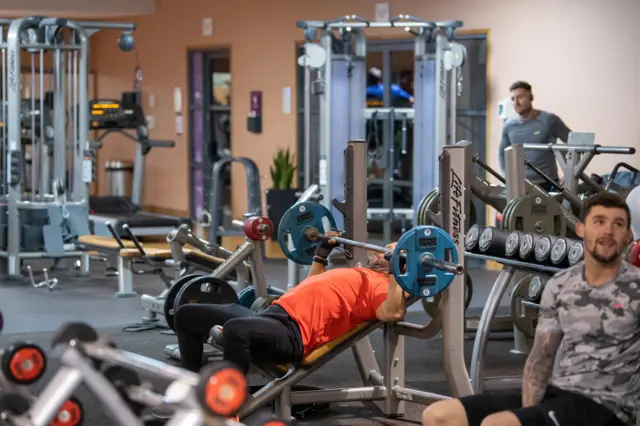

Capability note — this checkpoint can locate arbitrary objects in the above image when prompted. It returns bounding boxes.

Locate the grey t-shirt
[538,261,640,423]
[499,110,571,183]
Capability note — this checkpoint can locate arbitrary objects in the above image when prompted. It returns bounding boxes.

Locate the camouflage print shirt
[537,261,640,423]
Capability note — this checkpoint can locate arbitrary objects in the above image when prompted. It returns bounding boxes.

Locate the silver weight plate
[550,238,567,265]
[510,275,537,339]
[503,195,567,236]
[568,242,584,265]
[500,198,517,230]
[505,231,522,257]
[416,188,441,225]
[534,237,553,263]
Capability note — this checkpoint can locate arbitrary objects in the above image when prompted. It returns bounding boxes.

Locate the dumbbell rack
[466,252,561,393]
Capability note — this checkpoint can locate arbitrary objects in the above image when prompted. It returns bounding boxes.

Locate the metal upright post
[412,24,437,221]
[504,144,532,355]
[441,141,473,397]
[5,18,27,278]
[71,25,89,202]
[344,139,384,396]
[53,48,67,190]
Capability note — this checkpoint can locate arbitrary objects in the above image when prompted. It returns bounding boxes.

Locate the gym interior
[0,0,639,425]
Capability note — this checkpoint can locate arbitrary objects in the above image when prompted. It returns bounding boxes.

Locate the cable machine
[297,15,466,239]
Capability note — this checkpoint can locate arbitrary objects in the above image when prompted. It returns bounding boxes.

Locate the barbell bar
[305,228,464,275]
[278,202,464,298]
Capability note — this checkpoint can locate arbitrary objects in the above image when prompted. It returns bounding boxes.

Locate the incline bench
[207,320,381,420]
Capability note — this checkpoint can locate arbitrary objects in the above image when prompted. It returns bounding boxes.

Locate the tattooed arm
[522,329,564,406]
[522,276,564,407]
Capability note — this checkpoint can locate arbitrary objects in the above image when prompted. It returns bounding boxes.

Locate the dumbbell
[550,237,579,268]
[527,276,547,304]
[568,241,584,266]
[519,233,545,262]
[464,224,486,253]
[1,341,47,385]
[534,235,557,264]
[505,231,525,258]
[478,226,510,257]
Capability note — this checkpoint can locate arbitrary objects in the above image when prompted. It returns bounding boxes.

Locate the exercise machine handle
[472,154,506,184]
[105,221,127,249]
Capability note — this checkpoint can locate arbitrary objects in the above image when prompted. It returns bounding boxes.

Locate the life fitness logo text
[450,169,463,245]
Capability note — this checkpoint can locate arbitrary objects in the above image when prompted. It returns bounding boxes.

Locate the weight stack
[0,204,89,252]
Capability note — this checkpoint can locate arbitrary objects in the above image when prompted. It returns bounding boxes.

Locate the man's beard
[588,237,622,265]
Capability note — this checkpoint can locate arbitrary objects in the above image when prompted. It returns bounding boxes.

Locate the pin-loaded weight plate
[568,241,584,266]
[416,188,477,228]
[163,274,205,331]
[392,225,458,298]
[172,276,239,329]
[534,235,557,264]
[464,224,485,253]
[510,275,537,338]
[527,276,547,304]
[504,231,524,258]
[501,195,566,236]
[278,202,337,265]
[422,272,473,318]
[1,341,47,385]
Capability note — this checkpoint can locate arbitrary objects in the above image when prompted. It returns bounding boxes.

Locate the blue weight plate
[392,225,458,298]
[277,202,337,265]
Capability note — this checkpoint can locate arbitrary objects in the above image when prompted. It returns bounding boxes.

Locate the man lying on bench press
[173,232,405,374]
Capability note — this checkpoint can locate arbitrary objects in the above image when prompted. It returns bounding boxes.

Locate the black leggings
[173,303,304,374]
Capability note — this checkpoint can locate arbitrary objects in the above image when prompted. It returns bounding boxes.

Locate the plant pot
[266,188,298,240]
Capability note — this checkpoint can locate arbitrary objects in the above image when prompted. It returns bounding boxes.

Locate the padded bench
[208,321,374,377]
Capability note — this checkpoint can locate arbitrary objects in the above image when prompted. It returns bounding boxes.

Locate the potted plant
[266,147,298,239]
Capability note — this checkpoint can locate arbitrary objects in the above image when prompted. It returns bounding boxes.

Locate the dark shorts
[460,386,624,426]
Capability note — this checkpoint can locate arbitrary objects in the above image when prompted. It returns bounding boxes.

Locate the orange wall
[91,0,640,218]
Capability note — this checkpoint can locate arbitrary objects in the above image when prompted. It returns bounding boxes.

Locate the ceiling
[0,0,156,19]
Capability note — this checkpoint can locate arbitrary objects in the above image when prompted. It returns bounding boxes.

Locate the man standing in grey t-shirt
[422,191,639,426]
[499,81,572,191]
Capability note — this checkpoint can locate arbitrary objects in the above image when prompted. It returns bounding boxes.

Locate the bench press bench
[207,320,382,420]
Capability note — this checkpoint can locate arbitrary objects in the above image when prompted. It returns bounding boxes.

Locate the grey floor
[0,257,524,425]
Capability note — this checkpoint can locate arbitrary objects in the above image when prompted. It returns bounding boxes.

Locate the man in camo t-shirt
[422,191,638,426]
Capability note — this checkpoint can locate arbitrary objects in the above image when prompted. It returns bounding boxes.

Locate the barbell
[278,202,464,298]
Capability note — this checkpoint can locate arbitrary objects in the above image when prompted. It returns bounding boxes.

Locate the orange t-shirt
[273,267,388,355]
